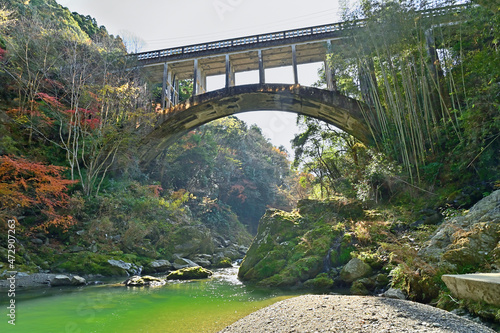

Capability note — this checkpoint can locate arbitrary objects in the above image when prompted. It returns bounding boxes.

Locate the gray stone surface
[172,257,199,270]
[148,259,172,272]
[50,275,72,286]
[107,259,141,275]
[383,287,407,300]
[442,273,500,306]
[71,275,86,286]
[419,190,500,271]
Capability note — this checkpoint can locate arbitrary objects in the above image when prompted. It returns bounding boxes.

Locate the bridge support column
[225,54,235,88]
[162,63,173,109]
[173,78,180,105]
[325,41,337,92]
[291,45,299,85]
[193,59,206,96]
[258,49,265,84]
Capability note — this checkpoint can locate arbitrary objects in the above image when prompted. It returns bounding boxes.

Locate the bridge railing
[135,20,348,61]
[134,3,469,62]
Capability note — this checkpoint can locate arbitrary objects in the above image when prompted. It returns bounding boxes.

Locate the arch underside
[140,84,375,163]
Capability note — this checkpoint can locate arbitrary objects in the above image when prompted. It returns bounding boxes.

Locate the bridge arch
[140,84,376,163]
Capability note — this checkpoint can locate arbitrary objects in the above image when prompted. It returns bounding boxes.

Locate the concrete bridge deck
[131,4,468,109]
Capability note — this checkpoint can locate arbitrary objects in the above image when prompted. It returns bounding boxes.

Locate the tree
[0,156,77,232]
[2,4,153,197]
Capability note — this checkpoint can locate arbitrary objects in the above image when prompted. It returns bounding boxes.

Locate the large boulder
[190,255,212,268]
[144,260,172,274]
[71,275,87,286]
[166,266,213,280]
[239,199,358,287]
[419,190,500,271]
[171,225,215,257]
[50,275,72,286]
[107,259,141,276]
[172,255,199,270]
[340,258,372,283]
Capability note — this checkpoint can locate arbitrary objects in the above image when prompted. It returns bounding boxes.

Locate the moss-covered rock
[213,257,233,268]
[304,273,334,289]
[166,266,213,280]
[340,258,372,283]
[239,198,362,287]
[123,275,166,287]
[419,190,500,272]
[52,252,146,276]
[171,225,215,257]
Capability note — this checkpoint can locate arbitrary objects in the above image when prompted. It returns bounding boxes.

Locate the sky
[56,0,346,157]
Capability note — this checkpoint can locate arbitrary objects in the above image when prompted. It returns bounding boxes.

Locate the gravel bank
[219,294,496,333]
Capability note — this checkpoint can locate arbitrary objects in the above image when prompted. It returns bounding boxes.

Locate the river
[1,267,302,333]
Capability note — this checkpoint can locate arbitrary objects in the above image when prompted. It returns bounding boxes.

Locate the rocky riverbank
[0,272,87,289]
[219,294,497,332]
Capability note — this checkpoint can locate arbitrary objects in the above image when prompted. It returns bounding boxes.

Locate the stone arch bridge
[139,83,374,163]
[134,4,466,163]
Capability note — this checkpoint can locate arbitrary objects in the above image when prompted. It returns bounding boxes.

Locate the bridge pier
[291,45,299,85]
[161,63,174,109]
[258,49,265,84]
[225,54,235,88]
[192,59,207,96]
[325,41,337,92]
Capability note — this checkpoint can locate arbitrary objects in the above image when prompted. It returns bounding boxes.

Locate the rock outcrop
[238,198,362,287]
[143,259,172,274]
[50,274,86,286]
[107,259,142,276]
[419,190,500,271]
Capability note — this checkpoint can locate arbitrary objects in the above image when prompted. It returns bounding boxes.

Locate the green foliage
[152,116,296,234]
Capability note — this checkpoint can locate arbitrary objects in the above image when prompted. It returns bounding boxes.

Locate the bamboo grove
[323,0,499,186]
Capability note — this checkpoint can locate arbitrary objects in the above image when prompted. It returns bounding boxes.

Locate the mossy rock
[297,198,364,220]
[166,266,213,280]
[304,273,334,289]
[351,279,371,295]
[54,252,143,276]
[123,275,166,287]
[214,257,233,268]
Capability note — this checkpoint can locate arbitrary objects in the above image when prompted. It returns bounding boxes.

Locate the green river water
[1,267,301,333]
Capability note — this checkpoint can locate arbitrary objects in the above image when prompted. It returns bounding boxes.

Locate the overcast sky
[56,0,346,157]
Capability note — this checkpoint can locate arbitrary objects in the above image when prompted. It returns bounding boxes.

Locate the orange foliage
[229,184,247,203]
[65,108,101,130]
[272,146,288,158]
[147,184,163,198]
[0,156,78,232]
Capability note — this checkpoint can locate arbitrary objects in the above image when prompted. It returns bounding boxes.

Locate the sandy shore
[219,294,496,333]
